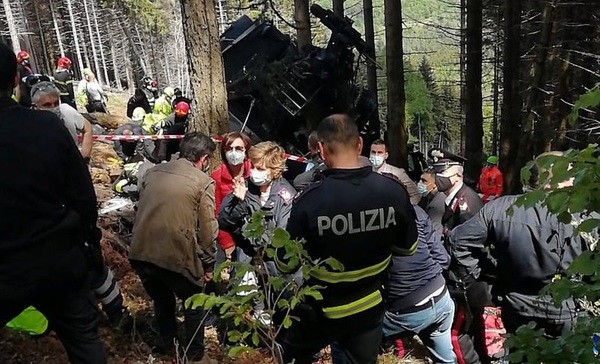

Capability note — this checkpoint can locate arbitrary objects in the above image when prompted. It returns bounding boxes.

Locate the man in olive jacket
[129,132,218,364]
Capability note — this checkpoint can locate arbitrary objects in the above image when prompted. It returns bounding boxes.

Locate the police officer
[429,148,485,364]
[428,149,483,235]
[276,114,418,364]
[448,154,585,339]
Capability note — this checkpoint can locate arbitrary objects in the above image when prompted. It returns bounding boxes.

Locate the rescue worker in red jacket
[477,156,503,203]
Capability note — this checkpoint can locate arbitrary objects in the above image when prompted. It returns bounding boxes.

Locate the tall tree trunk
[108,22,122,90]
[49,0,65,56]
[464,0,484,181]
[333,0,344,17]
[294,0,311,53]
[83,0,102,84]
[513,0,556,192]
[491,6,501,156]
[3,0,20,51]
[66,0,85,77]
[92,4,110,87]
[112,9,147,79]
[459,0,467,155]
[499,0,522,193]
[180,0,229,135]
[384,0,408,168]
[363,0,380,138]
[33,0,51,73]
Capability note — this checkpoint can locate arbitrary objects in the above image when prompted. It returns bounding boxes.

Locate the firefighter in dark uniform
[276,114,419,364]
[54,56,77,109]
[428,148,483,235]
[429,148,485,364]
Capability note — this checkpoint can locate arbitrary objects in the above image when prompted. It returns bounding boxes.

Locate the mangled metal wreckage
[223,5,379,163]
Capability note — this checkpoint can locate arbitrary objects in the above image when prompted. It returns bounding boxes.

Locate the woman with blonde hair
[218,142,297,324]
[218,141,296,257]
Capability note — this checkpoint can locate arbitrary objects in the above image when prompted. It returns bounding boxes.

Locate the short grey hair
[30,81,60,106]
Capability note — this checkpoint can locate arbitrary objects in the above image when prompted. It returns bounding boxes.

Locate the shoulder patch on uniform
[458,195,470,212]
[278,188,294,205]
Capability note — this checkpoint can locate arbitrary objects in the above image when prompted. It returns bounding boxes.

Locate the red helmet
[175,101,190,117]
[16,50,29,63]
[57,56,72,69]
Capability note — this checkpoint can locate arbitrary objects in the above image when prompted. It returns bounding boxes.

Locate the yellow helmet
[163,87,175,99]
[132,107,146,122]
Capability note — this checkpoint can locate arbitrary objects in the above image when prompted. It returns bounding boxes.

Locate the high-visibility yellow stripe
[310,255,390,283]
[393,240,418,256]
[114,179,128,193]
[322,290,382,319]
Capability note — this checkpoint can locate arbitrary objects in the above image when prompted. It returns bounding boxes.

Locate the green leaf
[325,258,345,272]
[282,316,293,328]
[557,211,572,224]
[227,330,242,343]
[251,332,260,346]
[568,190,590,214]
[303,289,324,301]
[577,218,600,233]
[567,251,596,276]
[568,88,600,125]
[228,346,251,358]
[184,293,208,310]
[272,228,291,248]
[546,191,571,213]
[277,298,289,309]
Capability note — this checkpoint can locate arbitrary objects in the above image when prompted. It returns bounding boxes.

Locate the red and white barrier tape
[90,134,308,163]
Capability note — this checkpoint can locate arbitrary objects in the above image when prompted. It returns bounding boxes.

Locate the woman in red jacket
[211,132,252,261]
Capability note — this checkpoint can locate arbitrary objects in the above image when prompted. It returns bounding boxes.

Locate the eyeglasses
[226,146,246,152]
[25,75,51,88]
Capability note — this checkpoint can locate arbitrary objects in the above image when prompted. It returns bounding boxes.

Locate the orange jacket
[478,166,503,198]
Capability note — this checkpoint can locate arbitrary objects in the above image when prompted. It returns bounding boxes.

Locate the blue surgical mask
[417,181,430,197]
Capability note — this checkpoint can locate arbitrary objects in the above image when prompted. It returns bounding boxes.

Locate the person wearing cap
[428,148,483,236]
[54,57,77,109]
[153,101,191,162]
[153,87,175,117]
[369,139,421,205]
[478,156,503,203]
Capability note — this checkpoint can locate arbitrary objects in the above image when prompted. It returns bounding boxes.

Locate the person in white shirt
[79,69,108,113]
[30,81,93,160]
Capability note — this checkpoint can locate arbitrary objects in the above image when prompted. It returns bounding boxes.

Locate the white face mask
[225,150,245,166]
[369,155,384,168]
[250,168,271,186]
[40,106,62,120]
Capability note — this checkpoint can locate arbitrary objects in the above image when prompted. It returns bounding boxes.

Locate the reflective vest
[6,306,48,335]
[153,96,173,117]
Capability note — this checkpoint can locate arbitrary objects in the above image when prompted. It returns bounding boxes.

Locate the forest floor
[0,93,429,364]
